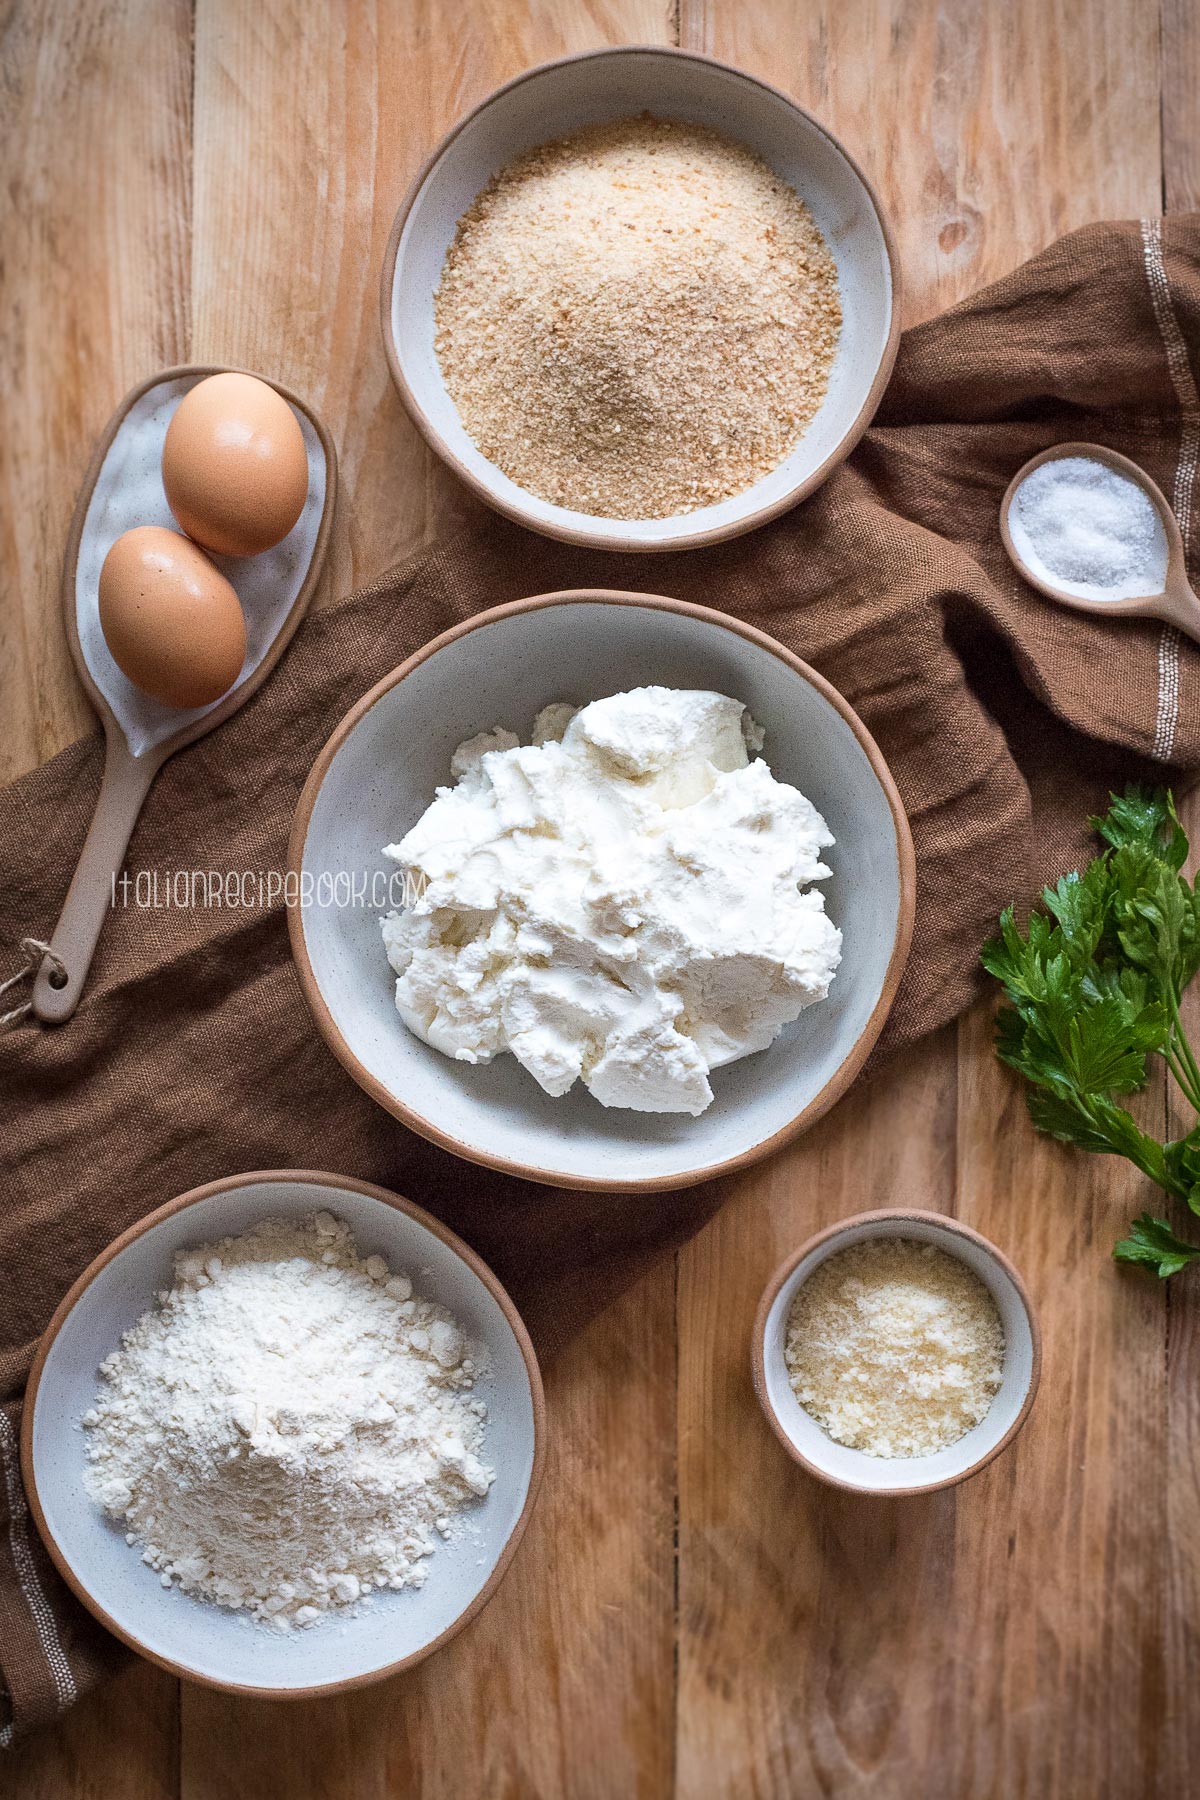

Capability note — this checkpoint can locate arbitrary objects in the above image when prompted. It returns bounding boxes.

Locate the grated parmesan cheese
[784,1237,1005,1458]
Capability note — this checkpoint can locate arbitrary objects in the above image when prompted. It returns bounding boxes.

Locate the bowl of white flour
[21,1171,544,1695]
[289,590,916,1190]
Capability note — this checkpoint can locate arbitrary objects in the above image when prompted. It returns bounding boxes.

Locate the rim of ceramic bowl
[378,44,902,552]
[287,588,917,1193]
[19,1169,547,1699]
[751,1207,1042,1496]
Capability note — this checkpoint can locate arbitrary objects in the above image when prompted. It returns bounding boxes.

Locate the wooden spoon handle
[1153,569,1200,646]
[31,735,161,1024]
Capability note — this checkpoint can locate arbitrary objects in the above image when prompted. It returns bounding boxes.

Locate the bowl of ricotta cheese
[289,591,915,1190]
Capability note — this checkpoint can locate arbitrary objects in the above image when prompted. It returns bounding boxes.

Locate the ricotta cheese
[381,686,841,1116]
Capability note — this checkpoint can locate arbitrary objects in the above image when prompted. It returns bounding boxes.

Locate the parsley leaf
[1114,1214,1200,1277]
[983,786,1200,1277]
[1091,788,1188,866]
[1163,1127,1200,1217]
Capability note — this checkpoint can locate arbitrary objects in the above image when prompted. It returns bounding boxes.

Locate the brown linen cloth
[3,215,1200,1740]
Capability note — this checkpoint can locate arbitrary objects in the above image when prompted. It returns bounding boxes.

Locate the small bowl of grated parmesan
[380,46,899,551]
[753,1210,1040,1494]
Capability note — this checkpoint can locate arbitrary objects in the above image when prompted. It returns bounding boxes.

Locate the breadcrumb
[434,115,842,520]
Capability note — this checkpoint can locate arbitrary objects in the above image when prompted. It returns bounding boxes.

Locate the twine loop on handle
[0,938,67,1029]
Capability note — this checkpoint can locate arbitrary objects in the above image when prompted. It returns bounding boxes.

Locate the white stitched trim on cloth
[1142,217,1200,762]
[0,1409,76,1742]
[1155,626,1183,762]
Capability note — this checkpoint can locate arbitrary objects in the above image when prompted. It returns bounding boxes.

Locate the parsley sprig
[981,788,1200,1276]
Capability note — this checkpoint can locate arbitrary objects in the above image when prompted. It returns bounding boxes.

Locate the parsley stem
[1076,1090,1170,1189]
[1166,990,1200,1112]
[1165,1045,1200,1117]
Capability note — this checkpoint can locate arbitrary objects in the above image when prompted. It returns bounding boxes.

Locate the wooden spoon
[999,441,1200,642]
[30,365,337,1025]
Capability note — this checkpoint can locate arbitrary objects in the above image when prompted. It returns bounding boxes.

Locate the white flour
[82,1212,493,1630]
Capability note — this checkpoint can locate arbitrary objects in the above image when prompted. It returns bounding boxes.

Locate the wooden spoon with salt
[999,441,1200,644]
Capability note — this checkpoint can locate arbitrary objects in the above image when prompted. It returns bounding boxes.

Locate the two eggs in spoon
[98,373,308,709]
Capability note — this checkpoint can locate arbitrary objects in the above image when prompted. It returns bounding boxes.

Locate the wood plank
[1163,915,1200,1800]
[681,0,1162,328]
[179,3,677,1795]
[675,0,1169,1793]
[0,0,194,781]
[1162,0,1200,214]
[7,0,1196,1793]
[189,0,466,603]
[1,1661,177,1800]
[0,0,191,1786]
[1162,8,1200,1783]
[953,1001,1171,1797]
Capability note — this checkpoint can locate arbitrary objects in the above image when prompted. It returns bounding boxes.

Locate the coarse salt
[1008,454,1169,601]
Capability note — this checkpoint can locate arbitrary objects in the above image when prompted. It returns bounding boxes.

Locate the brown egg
[99,527,247,709]
[162,373,308,556]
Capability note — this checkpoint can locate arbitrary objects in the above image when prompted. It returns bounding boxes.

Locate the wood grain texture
[1,1659,177,1800]
[676,1028,959,1798]
[680,0,1162,328]
[0,5,191,1786]
[1155,6,1198,1792]
[3,0,1199,1794]
[0,0,193,780]
[1162,0,1200,214]
[673,2,1185,1796]
[1166,804,1200,1796]
[953,1003,1171,1797]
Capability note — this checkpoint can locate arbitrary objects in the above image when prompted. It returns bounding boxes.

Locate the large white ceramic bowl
[381,46,899,551]
[288,591,915,1191]
[753,1210,1041,1495]
[21,1171,545,1697]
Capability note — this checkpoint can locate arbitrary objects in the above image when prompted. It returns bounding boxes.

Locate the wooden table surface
[3,2,1199,1795]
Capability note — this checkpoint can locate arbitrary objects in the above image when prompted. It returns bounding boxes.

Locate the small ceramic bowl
[21,1171,545,1697]
[753,1209,1040,1495]
[288,590,915,1192]
[380,45,899,551]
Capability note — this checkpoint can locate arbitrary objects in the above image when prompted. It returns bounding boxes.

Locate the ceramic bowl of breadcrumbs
[381,46,900,552]
[753,1209,1041,1495]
